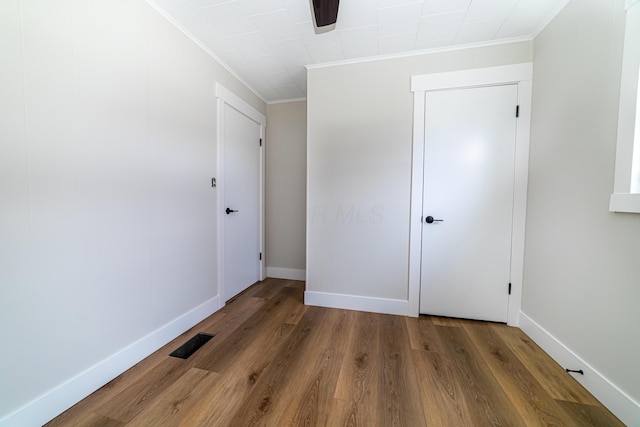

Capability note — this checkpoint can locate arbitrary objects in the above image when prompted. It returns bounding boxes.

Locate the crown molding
[145,0,267,105]
[305,36,533,70]
[268,97,307,105]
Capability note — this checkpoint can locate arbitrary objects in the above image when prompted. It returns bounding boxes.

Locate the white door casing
[216,83,266,304]
[408,64,533,326]
[420,84,518,323]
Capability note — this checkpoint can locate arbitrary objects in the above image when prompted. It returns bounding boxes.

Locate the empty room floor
[47,278,622,426]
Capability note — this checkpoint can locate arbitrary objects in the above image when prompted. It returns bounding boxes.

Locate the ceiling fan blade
[312,0,340,27]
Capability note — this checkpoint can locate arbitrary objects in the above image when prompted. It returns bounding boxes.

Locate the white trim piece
[520,312,640,426]
[407,93,427,319]
[267,97,307,105]
[216,83,267,304]
[611,5,638,195]
[610,1,640,213]
[507,79,533,327]
[408,63,533,326]
[411,63,533,92]
[216,97,228,304]
[609,193,640,212]
[407,92,426,318]
[144,0,266,104]
[305,37,533,70]
[0,296,221,427]
[305,291,409,317]
[627,0,640,10]
[266,267,306,281]
[305,86,312,317]
[260,128,266,282]
[216,83,266,127]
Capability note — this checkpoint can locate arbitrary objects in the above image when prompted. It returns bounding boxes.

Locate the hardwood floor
[46,278,623,426]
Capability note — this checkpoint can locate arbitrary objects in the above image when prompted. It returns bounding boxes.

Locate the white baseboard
[304,291,408,316]
[519,312,640,426]
[0,295,222,427]
[266,267,306,281]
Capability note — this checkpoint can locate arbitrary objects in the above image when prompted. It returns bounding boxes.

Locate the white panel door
[420,84,518,322]
[224,105,261,300]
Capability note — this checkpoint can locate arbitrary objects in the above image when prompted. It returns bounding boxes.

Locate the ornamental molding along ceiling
[148,0,569,102]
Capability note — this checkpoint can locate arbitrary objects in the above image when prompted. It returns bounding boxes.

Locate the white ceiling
[149,0,567,102]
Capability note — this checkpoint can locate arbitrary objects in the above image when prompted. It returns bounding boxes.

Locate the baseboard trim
[0,295,222,427]
[266,267,306,281]
[304,291,408,316]
[519,312,640,426]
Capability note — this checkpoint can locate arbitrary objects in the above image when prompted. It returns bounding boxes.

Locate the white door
[223,105,261,300]
[419,84,518,322]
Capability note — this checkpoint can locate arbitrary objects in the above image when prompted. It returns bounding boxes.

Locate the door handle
[225,207,238,215]
[425,215,443,224]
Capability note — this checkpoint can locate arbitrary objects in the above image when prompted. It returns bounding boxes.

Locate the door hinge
[508,283,512,295]
[515,105,520,118]
[259,252,262,261]
[259,138,262,147]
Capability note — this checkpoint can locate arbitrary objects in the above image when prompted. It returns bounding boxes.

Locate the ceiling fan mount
[312,0,340,28]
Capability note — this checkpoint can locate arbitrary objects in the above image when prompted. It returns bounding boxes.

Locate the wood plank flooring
[46,278,623,426]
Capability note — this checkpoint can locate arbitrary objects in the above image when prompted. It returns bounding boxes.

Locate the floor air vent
[170,333,214,359]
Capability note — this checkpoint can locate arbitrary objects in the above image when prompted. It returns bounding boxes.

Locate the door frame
[407,64,533,326]
[215,83,266,304]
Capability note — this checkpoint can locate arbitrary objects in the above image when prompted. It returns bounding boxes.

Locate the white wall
[306,42,532,305]
[0,0,265,423]
[265,101,307,280]
[524,0,640,418]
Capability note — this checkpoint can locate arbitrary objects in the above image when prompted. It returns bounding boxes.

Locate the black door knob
[226,207,238,215]
[425,215,443,224]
